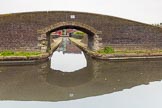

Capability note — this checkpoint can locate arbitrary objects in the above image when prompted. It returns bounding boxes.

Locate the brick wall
[0,11,162,51]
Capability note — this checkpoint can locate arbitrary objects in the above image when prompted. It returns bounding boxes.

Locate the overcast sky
[0,0,162,24]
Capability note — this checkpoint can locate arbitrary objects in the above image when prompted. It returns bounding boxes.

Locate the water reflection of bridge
[1,59,162,101]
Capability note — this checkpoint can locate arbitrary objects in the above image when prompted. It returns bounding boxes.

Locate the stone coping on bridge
[69,38,162,60]
[0,37,62,65]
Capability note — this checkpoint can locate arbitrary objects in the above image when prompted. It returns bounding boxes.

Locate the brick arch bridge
[38,21,102,52]
[0,11,162,52]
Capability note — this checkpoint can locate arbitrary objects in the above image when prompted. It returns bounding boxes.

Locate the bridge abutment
[92,34,102,50]
[38,33,48,53]
[38,33,103,52]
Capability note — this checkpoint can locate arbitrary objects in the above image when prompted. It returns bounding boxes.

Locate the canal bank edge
[0,37,62,65]
[69,38,162,60]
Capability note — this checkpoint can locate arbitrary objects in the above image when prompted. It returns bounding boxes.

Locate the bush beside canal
[97,46,115,54]
[72,31,86,39]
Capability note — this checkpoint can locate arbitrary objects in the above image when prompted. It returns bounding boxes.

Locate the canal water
[50,38,87,72]
[0,37,162,108]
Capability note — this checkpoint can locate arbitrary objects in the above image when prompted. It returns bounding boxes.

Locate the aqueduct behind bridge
[0,11,162,52]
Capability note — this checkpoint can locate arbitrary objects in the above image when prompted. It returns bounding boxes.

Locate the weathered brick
[0,11,161,52]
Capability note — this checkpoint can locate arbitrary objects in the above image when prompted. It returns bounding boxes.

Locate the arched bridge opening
[47,25,95,50]
[37,22,102,53]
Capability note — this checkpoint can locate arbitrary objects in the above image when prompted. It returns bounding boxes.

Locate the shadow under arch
[37,21,102,52]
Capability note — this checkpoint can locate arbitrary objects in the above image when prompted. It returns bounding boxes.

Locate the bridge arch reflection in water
[50,37,87,72]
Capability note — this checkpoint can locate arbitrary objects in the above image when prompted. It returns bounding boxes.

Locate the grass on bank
[97,46,162,55]
[97,46,115,54]
[0,51,41,57]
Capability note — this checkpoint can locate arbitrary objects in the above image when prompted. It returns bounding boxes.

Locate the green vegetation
[73,31,86,35]
[0,51,41,57]
[115,50,147,54]
[97,46,115,54]
[97,47,162,55]
[72,31,86,39]
[114,49,162,54]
